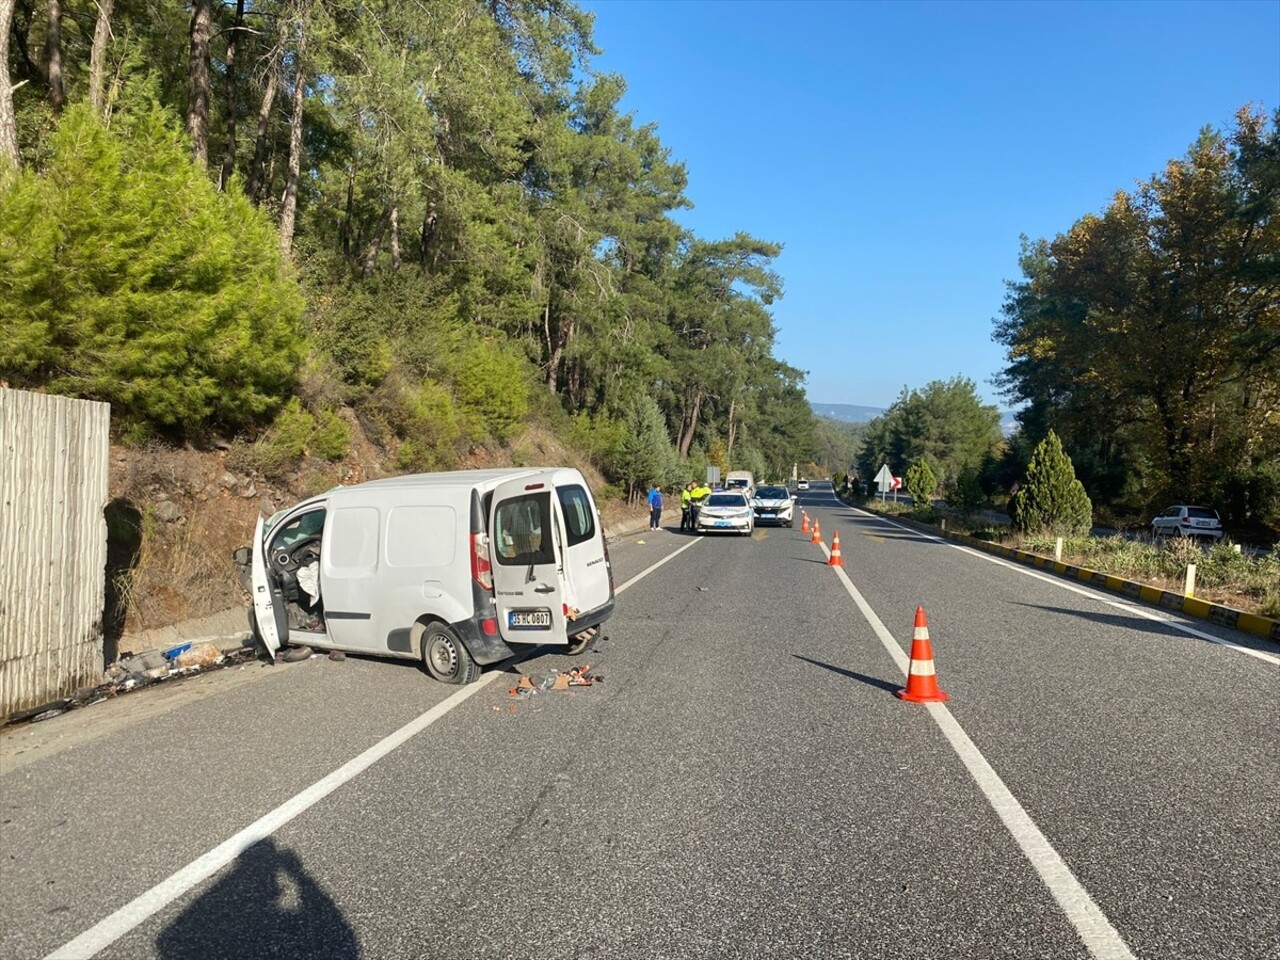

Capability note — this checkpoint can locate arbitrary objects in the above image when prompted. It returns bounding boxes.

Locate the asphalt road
[2,481,1277,959]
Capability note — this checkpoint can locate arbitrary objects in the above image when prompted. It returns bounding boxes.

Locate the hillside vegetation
[1,1,816,494]
[0,1,824,638]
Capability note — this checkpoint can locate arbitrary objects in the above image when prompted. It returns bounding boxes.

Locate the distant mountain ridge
[810,402,885,423]
[811,401,1019,436]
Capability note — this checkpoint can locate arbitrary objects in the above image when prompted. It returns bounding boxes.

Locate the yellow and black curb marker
[859,506,1280,644]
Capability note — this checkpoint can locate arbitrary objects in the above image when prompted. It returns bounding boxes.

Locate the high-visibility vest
[681,489,692,507]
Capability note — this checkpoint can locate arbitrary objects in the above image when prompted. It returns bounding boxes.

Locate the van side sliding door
[489,477,570,646]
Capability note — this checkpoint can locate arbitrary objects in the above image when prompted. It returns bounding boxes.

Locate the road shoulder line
[848,507,1280,665]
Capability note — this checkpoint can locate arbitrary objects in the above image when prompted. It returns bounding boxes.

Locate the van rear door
[249,515,283,658]
[489,476,569,646]
[554,481,612,616]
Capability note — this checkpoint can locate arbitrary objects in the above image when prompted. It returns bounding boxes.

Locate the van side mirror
[232,546,252,565]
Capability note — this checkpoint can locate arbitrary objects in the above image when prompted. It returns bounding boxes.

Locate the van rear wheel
[423,623,481,684]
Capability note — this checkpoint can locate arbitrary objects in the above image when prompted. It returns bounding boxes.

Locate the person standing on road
[680,481,695,531]
[648,483,664,530]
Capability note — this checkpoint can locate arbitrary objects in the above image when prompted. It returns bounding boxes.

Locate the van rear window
[494,492,555,566]
[557,484,596,547]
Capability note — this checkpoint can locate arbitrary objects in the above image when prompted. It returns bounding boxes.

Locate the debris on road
[506,664,604,699]
[328,650,347,662]
[2,644,261,729]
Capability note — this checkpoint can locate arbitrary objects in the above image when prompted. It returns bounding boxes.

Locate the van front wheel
[424,624,481,684]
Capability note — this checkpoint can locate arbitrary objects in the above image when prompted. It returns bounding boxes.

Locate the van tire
[423,624,481,684]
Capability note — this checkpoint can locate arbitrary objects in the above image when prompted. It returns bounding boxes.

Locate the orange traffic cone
[811,519,822,543]
[801,512,810,534]
[895,607,949,703]
[827,531,844,567]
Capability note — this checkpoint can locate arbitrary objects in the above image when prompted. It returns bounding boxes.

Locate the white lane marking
[849,508,1279,666]
[46,537,700,960]
[615,536,702,593]
[826,556,1137,960]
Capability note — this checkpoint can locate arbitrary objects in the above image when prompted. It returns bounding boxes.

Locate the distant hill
[813,401,1020,436]
[810,402,885,423]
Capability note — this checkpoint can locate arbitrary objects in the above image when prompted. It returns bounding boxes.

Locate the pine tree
[1008,431,1093,535]
[0,101,303,439]
[905,460,938,508]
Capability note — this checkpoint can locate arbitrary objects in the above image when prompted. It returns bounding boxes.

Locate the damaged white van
[233,468,615,684]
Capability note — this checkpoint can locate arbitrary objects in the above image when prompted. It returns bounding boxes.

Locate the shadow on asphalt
[791,556,830,565]
[793,654,902,694]
[1011,602,1275,654]
[156,837,357,960]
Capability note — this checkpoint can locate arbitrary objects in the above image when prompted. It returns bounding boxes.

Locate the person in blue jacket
[647,483,664,530]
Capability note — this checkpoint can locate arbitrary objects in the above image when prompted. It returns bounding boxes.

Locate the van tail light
[471,532,493,591]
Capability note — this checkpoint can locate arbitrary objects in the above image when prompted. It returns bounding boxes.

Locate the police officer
[680,481,695,531]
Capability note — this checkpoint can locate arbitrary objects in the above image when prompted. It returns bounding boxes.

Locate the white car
[1151,505,1224,541]
[696,492,755,536]
[796,478,810,491]
[751,485,796,527]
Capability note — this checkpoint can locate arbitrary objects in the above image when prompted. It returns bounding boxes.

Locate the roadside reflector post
[1054,537,1063,562]
[1184,562,1197,597]
[940,518,946,532]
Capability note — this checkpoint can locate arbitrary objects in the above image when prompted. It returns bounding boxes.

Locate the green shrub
[949,466,987,516]
[1009,431,1093,535]
[905,460,938,508]
[310,411,351,462]
[452,339,529,443]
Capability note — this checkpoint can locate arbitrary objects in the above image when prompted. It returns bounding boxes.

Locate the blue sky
[581,0,1280,410]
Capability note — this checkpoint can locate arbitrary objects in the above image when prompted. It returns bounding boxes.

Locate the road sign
[892,476,902,490]
[874,464,894,491]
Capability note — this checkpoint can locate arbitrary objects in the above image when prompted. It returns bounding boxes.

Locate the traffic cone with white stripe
[895,606,949,703]
[801,512,810,534]
[811,519,822,544]
[827,530,844,567]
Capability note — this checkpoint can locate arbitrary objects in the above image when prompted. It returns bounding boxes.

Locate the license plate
[715,520,731,527]
[761,513,775,518]
[508,609,552,629]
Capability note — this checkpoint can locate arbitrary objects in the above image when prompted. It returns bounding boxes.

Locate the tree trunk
[361,208,389,277]
[247,45,279,204]
[45,0,64,112]
[218,0,245,190]
[389,203,400,271]
[0,0,16,169]
[186,0,212,166]
[678,388,704,459]
[544,304,561,394]
[277,12,308,257]
[88,0,114,116]
[726,397,737,463]
[340,164,355,255]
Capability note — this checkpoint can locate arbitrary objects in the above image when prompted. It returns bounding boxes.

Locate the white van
[724,471,754,496]
[234,468,615,684]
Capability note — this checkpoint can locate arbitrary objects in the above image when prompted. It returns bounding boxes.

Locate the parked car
[751,485,796,527]
[1150,505,1224,541]
[796,478,810,491]
[696,492,755,536]
[232,468,615,684]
